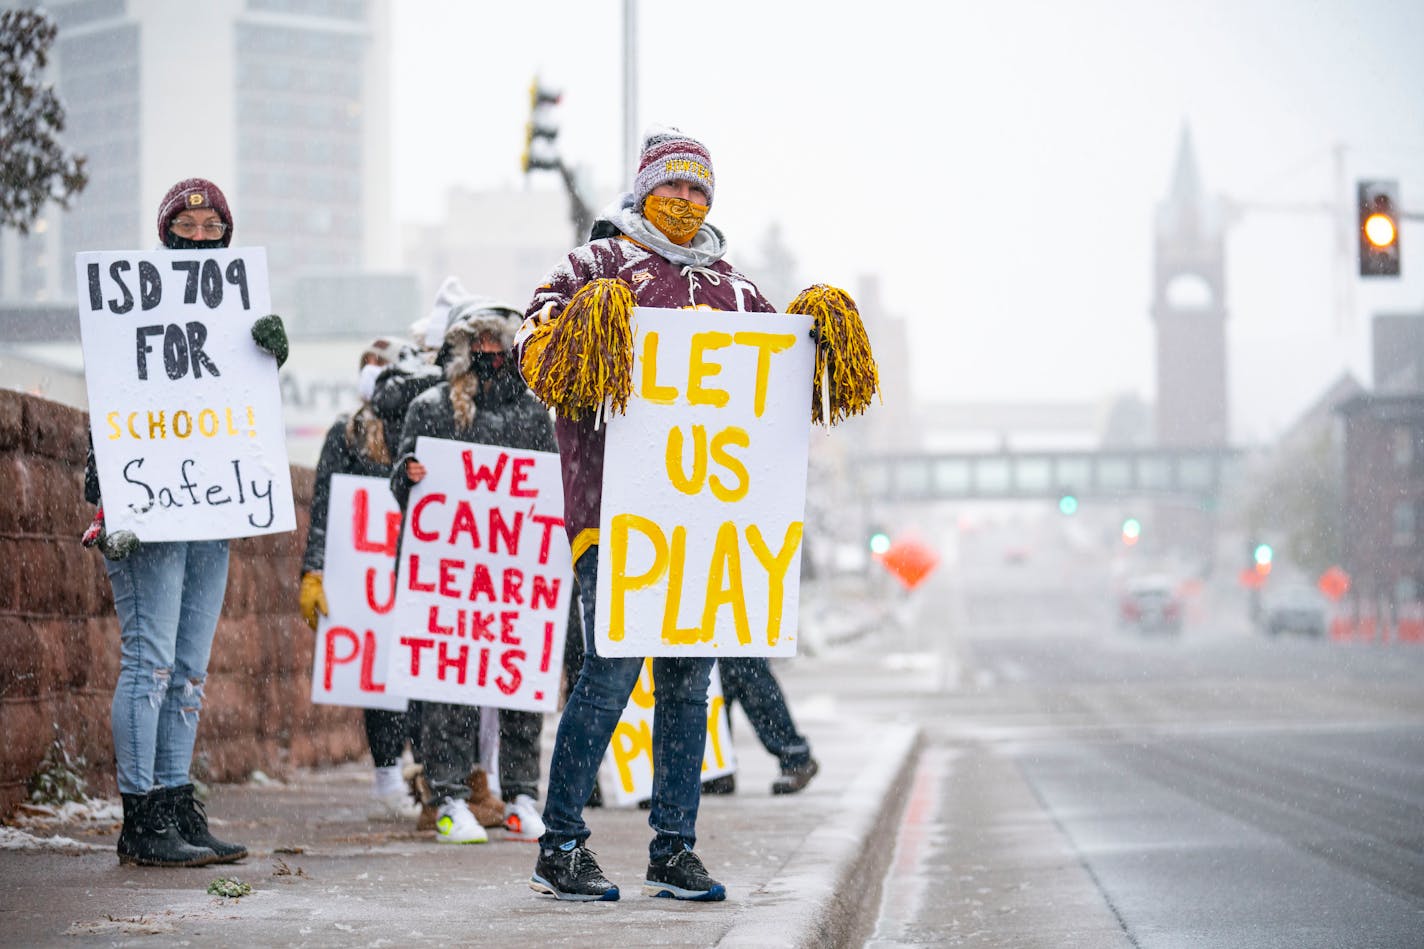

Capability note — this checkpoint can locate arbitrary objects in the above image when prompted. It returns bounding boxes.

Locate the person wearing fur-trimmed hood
[390,300,558,845]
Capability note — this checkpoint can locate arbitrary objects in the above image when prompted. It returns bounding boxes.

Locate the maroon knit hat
[633,126,714,210]
[156,177,233,247]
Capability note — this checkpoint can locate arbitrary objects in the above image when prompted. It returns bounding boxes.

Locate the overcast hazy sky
[390,0,1424,442]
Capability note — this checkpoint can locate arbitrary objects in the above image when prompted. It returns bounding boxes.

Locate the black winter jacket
[301,408,393,575]
[390,379,557,511]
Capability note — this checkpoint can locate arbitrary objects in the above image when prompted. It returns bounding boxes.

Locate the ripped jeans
[106,539,229,795]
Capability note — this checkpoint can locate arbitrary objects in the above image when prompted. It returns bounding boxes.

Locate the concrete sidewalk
[0,685,918,947]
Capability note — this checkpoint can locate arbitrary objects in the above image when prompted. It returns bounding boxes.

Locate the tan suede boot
[466,768,506,827]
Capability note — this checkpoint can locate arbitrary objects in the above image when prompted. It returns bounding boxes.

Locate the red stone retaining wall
[0,390,364,817]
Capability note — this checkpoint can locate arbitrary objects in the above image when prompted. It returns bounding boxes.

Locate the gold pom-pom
[527,277,637,420]
[786,284,881,426]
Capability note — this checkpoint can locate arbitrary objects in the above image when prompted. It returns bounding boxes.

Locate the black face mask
[469,351,506,382]
[164,234,227,251]
[471,351,523,402]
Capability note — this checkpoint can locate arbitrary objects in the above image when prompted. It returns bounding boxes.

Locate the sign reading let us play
[595,307,815,657]
[598,659,736,807]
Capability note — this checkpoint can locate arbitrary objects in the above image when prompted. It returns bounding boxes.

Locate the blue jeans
[717,657,812,770]
[106,539,230,795]
[541,548,714,861]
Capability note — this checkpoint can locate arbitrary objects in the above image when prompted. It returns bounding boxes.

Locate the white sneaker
[502,794,545,842]
[369,766,420,821]
[435,798,488,844]
[369,789,421,821]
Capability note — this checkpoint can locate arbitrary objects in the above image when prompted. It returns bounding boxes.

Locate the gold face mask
[644,194,709,245]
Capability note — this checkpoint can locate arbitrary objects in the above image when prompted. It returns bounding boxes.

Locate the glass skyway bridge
[856,448,1240,503]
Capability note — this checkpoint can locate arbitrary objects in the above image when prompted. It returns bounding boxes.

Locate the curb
[717,723,923,948]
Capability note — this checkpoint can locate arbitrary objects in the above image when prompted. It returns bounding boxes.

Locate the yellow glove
[299,571,328,631]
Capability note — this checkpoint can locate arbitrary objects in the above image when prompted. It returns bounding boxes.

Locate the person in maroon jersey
[515,126,775,903]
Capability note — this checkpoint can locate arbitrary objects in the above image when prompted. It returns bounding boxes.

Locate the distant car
[1261,585,1328,637]
[1120,575,1183,634]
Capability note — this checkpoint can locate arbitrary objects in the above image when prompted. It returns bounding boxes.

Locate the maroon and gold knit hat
[156,177,233,247]
[632,126,714,210]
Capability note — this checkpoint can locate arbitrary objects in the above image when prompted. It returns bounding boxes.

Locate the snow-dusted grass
[9,796,122,826]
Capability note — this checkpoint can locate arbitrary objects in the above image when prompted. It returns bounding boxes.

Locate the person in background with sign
[300,337,421,821]
[392,301,558,845]
[81,178,289,868]
[707,657,820,796]
[514,126,780,903]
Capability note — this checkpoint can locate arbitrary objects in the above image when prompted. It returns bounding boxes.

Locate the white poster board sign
[75,247,295,540]
[310,474,408,712]
[595,307,815,657]
[386,436,572,712]
[597,660,736,807]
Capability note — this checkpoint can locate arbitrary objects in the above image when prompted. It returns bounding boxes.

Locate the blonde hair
[449,372,479,432]
[345,404,390,466]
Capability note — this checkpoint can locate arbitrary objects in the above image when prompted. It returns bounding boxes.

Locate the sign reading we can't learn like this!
[596,307,815,657]
[76,248,294,541]
[386,437,573,713]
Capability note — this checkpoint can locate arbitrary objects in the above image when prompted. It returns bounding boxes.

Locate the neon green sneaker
[434,798,488,844]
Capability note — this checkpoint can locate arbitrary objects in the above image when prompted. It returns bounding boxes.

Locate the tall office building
[0,0,393,307]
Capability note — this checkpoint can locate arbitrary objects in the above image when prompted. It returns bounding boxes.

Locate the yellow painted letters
[747,521,803,646]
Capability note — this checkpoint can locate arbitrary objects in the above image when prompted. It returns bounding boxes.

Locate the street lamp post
[623,0,638,183]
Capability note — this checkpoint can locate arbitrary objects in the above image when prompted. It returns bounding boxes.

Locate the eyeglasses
[170,219,228,237]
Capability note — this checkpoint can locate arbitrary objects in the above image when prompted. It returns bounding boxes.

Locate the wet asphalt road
[848,521,1424,948]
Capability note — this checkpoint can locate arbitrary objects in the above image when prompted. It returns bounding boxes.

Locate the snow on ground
[10,797,122,826]
[0,826,106,853]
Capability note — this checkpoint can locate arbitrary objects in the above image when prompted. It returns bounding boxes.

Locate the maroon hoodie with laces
[514,204,776,566]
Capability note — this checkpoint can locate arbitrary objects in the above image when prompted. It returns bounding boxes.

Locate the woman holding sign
[392,301,558,846]
[83,178,289,868]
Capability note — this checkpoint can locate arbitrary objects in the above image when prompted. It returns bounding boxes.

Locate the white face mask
[357,362,384,402]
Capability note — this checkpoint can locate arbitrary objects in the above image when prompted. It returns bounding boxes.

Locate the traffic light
[1253,543,1273,576]
[521,78,563,173]
[1357,179,1401,277]
[1121,517,1141,546]
[868,529,891,556]
[1058,493,1078,516]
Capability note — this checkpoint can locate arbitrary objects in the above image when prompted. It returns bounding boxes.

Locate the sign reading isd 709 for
[75,248,295,541]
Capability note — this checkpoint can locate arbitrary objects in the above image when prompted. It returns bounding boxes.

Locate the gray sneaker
[643,847,726,901]
[530,842,620,902]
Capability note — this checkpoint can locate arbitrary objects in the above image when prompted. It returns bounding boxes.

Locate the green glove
[251,314,289,367]
[100,529,141,561]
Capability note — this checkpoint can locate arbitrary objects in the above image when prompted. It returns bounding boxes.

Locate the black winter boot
[118,792,219,867]
[164,784,248,863]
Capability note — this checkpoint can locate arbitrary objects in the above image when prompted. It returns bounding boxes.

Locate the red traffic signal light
[1358,179,1401,277]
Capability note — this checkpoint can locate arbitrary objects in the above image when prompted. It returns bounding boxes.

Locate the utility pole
[1333,143,1353,333]
[1223,143,1358,332]
[623,0,638,183]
